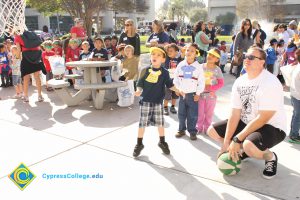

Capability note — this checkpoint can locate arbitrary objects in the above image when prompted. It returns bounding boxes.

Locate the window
[25,16,38,31]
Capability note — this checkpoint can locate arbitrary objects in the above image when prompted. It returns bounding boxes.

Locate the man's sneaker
[263,152,278,179]
[190,134,197,141]
[240,152,249,161]
[133,144,144,157]
[289,135,300,143]
[175,130,186,138]
[170,106,177,114]
[158,141,170,155]
[163,107,169,115]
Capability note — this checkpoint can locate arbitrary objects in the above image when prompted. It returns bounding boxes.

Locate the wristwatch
[233,136,243,144]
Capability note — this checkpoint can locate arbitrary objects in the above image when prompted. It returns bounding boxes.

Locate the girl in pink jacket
[197,48,224,134]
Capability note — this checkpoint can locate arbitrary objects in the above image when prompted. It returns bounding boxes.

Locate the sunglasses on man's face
[245,54,263,61]
[125,24,132,26]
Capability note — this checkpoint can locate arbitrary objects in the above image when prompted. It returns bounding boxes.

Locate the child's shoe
[175,130,186,138]
[158,141,170,155]
[190,134,197,141]
[133,144,144,157]
[12,94,20,99]
[23,96,29,103]
[38,96,44,102]
[163,106,169,115]
[170,106,177,114]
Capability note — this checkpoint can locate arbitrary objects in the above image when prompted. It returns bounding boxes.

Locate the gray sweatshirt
[290,64,300,100]
[233,31,254,54]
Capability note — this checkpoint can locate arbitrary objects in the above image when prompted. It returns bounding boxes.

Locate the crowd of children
[0,33,143,101]
[133,39,225,156]
[2,19,299,156]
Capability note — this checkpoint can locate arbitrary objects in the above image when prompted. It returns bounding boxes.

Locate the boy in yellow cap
[134,46,182,157]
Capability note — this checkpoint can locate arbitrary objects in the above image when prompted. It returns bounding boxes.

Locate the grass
[140,35,232,54]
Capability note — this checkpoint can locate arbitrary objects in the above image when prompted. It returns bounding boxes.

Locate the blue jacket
[266,47,277,65]
[0,52,10,71]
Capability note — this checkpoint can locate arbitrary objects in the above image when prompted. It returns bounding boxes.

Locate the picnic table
[48,60,127,109]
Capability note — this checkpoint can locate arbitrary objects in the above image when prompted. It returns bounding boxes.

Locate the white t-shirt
[231,70,287,133]
[287,28,295,38]
[290,64,300,100]
[278,31,290,48]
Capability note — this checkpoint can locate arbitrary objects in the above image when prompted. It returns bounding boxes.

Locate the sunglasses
[125,24,132,26]
[245,54,262,61]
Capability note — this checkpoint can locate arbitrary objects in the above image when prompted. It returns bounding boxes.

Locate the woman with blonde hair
[251,20,262,44]
[118,19,141,57]
[146,19,170,48]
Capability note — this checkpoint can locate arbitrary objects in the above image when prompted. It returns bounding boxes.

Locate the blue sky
[155,0,208,10]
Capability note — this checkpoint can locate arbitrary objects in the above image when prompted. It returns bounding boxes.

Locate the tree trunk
[85,17,93,38]
[96,9,101,36]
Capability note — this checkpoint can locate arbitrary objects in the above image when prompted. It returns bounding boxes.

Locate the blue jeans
[178,93,198,135]
[290,96,300,137]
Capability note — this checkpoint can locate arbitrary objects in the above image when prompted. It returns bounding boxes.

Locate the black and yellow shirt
[137,66,174,104]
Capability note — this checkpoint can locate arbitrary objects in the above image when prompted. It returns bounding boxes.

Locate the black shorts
[164,87,179,100]
[213,120,286,151]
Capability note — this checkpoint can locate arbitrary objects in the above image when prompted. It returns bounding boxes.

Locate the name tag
[183,71,193,79]
[146,73,159,83]
[124,37,127,41]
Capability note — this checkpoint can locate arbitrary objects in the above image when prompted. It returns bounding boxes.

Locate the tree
[26,0,62,15]
[157,0,206,22]
[216,12,236,25]
[27,0,149,36]
[188,8,208,24]
[156,1,170,20]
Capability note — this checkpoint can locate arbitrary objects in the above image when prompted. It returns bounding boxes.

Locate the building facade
[25,0,155,34]
[208,0,300,23]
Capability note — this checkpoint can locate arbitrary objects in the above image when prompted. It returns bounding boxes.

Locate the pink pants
[196,96,217,133]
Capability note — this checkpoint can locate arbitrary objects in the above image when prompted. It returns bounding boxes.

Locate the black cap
[270,38,278,46]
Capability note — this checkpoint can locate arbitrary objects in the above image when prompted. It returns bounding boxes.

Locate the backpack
[21,31,42,48]
[253,29,266,45]
[260,29,267,44]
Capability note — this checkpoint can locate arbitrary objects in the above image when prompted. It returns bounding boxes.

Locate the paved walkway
[0,54,299,200]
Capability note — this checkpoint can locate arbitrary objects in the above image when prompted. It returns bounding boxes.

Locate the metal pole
[56,12,60,34]
[115,11,117,32]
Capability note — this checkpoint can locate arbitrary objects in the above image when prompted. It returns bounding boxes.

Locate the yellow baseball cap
[207,49,221,59]
[150,47,166,57]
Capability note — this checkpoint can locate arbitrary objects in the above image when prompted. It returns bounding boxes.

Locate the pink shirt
[70,26,86,38]
[14,35,40,52]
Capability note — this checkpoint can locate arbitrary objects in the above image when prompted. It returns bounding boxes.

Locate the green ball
[217,152,242,175]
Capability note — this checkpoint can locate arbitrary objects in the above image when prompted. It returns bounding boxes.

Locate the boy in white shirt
[174,43,205,140]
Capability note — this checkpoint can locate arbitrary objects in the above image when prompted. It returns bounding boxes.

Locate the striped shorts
[139,101,164,128]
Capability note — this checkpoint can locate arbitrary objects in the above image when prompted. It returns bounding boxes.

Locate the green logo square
[8,163,36,191]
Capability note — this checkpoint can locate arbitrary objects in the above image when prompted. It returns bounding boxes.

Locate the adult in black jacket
[258,24,267,46]
[118,19,141,56]
[15,31,46,102]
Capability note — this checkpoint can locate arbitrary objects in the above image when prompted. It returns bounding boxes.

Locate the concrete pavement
[0,54,299,200]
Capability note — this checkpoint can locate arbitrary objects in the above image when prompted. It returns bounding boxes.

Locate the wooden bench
[74,81,128,109]
[64,74,84,79]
